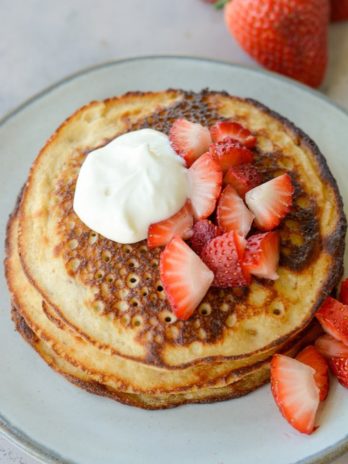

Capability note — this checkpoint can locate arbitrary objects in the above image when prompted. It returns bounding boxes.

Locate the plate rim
[1,54,348,464]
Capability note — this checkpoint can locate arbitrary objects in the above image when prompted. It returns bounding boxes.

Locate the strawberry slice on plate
[217,185,254,237]
[315,334,348,359]
[271,354,320,435]
[210,120,256,148]
[188,152,223,220]
[189,219,222,255]
[243,231,279,280]
[339,278,348,305]
[224,163,262,197]
[245,174,294,230]
[209,137,254,171]
[315,297,348,346]
[147,202,194,248]
[296,345,329,401]
[201,231,250,288]
[329,357,348,388]
[160,236,214,320]
[169,118,212,167]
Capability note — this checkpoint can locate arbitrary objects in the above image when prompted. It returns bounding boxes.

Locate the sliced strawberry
[315,334,348,359]
[245,174,294,230]
[160,236,214,320]
[315,297,348,346]
[339,278,348,305]
[209,137,254,171]
[169,118,212,167]
[296,345,329,401]
[201,231,250,288]
[188,152,223,220]
[217,185,254,237]
[271,354,320,435]
[147,202,194,248]
[189,219,222,255]
[210,120,256,148]
[329,357,348,388]
[243,231,279,280]
[224,163,262,197]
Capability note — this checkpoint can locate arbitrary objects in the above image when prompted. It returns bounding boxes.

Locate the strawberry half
[188,152,223,220]
[201,231,250,288]
[271,354,320,435]
[296,345,329,401]
[329,357,348,388]
[209,137,254,172]
[189,219,222,255]
[245,174,294,231]
[315,297,348,346]
[210,121,256,148]
[315,334,348,359]
[224,163,262,197]
[217,185,254,237]
[160,236,214,320]
[169,118,212,167]
[243,231,279,280]
[339,278,348,305]
[147,202,194,248]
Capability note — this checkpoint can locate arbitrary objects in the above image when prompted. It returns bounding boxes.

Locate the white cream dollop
[73,129,189,244]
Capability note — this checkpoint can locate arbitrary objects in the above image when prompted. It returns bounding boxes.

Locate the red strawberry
[188,152,223,220]
[224,0,329,88]
[339,278,348,305]
[331,0,348,21]
[224,163,262,198]
[315,297,348,346]
[296,345,329,401]
[189,219,222,255]
[209,137,254,172]
[160,236,214,320]
[169,118,212,167]
[147,202,193,248]
[217,185,254,237]
[210,121,256,148]
[271,354,320,434]
[315,334,348,358]
[243,231,279,280]
[201,231,250,288]
[245,174,294,231]
[329,357,348,388]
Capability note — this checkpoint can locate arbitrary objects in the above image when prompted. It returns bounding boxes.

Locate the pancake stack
[5,90,346,409]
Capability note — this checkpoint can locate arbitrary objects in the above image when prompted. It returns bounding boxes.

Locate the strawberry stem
[214,0,229,9]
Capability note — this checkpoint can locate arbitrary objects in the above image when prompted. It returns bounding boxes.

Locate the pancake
[7,212,323,395]
[5,89,346,408]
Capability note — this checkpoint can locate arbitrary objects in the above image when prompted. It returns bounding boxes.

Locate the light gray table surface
[1,1,348,463]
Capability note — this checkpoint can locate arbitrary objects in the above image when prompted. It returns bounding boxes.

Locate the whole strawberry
[224,0,330,88]
[331,0,348,21]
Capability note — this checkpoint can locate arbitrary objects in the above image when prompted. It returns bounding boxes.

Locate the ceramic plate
[1,56,348,464]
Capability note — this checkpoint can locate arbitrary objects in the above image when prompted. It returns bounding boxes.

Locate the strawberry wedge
[224,163,262,198]
[329,357,348,388]
[217,185,254,237]
[209,137,254,172]
[245,174,294,230]
[160,236,214,320]
[271,354,320,435]
[315,297,348,346]
[169,118,212,167]
[189,219,222,255]
[315,334,348,359]
[243,231,279,280]
[296,345,329,401]
[188,152,223,220]
[147,202,194,248]
[210,120,256,148]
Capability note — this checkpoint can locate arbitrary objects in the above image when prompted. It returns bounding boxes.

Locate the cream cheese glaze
[73,129,189,244]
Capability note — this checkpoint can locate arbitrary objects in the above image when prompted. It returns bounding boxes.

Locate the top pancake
[18,89,346,368]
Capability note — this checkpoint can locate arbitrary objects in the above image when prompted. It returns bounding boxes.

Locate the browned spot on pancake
[52,91,322,361]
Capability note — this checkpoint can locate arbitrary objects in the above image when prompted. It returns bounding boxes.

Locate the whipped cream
[73,129,189,244]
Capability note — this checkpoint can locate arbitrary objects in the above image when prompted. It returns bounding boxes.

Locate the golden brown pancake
[5,89,346,408]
